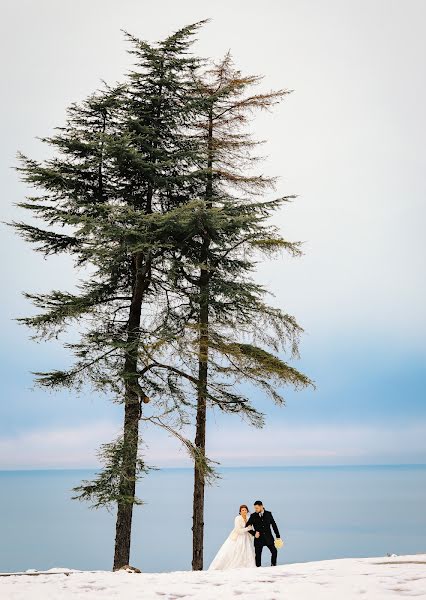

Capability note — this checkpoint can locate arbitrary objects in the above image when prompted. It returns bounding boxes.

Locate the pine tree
[164,54,315,570]
[11,22,209,570]
[12,24,312,573]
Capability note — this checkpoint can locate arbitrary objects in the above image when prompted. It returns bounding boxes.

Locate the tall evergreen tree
[164,55,314,570]
[11,23,209,570]
[12,23,312,574]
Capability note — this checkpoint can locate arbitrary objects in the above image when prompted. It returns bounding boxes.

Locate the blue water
[0,465,425,573]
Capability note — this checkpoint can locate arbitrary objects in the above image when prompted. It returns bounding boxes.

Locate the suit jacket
[246,510,280,545]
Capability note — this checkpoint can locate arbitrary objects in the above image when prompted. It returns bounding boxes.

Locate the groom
[246,500,281,567]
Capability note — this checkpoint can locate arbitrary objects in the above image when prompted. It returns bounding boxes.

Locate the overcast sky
[1,0,425,469]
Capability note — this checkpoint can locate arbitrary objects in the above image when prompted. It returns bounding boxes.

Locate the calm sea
[0,465,425,573]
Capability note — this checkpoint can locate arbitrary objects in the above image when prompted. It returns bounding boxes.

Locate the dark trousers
[255,541,277,567]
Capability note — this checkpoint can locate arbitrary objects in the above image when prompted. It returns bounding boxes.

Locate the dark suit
[246,510,280,567]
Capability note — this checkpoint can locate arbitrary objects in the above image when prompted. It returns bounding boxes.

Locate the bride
[208,504,255,570]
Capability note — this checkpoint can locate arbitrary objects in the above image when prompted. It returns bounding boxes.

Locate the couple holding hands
[208,500,283,570]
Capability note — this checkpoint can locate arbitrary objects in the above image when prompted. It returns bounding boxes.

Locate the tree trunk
[112,63,164,569]
[192,106,213,571]
[113,70,162,569]
[113,252,150,570]
[112,400,140,569]
[192,264,209,570]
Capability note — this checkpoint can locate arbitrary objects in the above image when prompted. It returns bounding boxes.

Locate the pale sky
[1,0,425,468]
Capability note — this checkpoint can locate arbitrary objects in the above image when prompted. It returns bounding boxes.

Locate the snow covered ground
[1,554,425,599]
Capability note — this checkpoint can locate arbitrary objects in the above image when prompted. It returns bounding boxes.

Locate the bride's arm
[235,516,252,535]
[229,516,240,540]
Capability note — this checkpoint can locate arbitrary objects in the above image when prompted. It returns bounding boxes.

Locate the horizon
[1,463,426,472]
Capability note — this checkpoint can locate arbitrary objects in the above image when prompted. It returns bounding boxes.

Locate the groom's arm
[270,512,280,538]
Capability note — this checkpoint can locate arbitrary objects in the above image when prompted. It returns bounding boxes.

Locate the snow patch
[1,554,426,599]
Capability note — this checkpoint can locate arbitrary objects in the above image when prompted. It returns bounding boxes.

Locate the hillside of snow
[1,554,425,599]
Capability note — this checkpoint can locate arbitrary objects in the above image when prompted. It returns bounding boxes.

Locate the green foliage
[12,23,211,510]
[72,436,151,509]
[12,22,313,520]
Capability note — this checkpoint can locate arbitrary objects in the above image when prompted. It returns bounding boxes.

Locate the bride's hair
[239,504,249,513]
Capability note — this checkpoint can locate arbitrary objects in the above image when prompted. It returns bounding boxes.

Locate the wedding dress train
[208,514,256,570]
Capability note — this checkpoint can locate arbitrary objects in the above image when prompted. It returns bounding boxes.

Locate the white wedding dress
[208,514,256,570]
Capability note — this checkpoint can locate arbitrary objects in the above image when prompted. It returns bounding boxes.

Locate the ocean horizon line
[1,463,425,473]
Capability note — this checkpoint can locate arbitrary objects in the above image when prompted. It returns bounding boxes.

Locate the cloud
[0,421,119,469]
[1,420,424,469]
[203,422,426,465]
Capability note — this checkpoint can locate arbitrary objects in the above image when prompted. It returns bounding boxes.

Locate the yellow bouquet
[274,538,284,549]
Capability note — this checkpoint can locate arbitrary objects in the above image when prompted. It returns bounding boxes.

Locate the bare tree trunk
[113,400,140,569]
[192,263,209,570]
[113,252,151,570]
